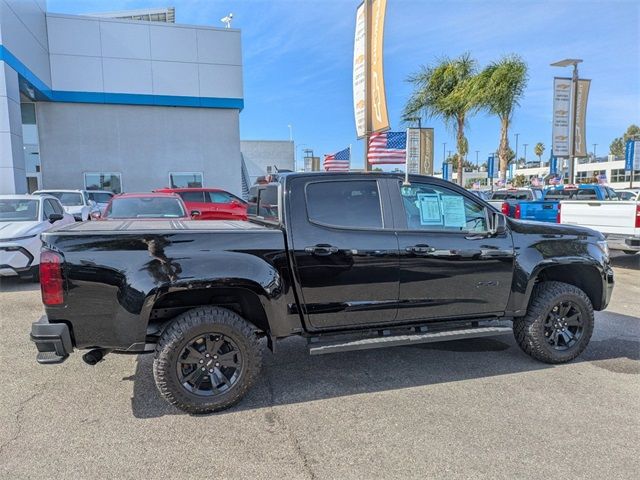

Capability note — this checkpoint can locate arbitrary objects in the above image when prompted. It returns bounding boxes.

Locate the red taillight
[514,204,521,219]
[636,204,640,229]
[557,203,562,224]
[40,250,64,305]
[501,202,510,216]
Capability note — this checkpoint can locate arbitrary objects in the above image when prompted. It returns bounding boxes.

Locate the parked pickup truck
[488,188,543,217]
[560,199,640,254]
[31,173,614,414]
[498,184,618,223]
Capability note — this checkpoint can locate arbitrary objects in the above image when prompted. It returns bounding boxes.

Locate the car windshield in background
[545,188,597,200]
[87,192,113,203]
[46,192,83,206]
[0,199,39,222]
[491,191,532,200]
[107,197,186,218]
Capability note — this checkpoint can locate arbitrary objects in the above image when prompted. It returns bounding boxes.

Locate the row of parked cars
[0,187,247,280]
[479,184,640,254]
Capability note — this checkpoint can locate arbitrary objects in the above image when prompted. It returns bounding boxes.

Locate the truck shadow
[610,252,639,270]
[0,277,39,293]
[128,313,640,419]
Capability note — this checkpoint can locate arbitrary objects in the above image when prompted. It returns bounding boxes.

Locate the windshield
[87,192,113,203]
[618,191,638,201]
[45,192,83,206]
[107,197,186,219]
[0,199,39,222]
[491,191,532,200]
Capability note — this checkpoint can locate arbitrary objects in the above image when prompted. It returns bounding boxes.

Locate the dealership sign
[353,0,389,139]
[552,77,571,157]
[405,128,434,175]
[625,140,640,172]
[574,79,590,157]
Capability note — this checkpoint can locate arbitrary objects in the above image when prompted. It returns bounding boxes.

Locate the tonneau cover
[47,219,273,234]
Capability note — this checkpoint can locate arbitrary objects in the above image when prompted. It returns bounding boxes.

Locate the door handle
[405,244,435,255]
[305,244,339,256]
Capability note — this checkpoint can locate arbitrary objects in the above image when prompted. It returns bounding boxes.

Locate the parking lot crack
[0,387,45,460]
[264,371,317,480]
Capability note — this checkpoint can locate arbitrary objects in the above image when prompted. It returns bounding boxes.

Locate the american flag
[368,131,406,164]
[324,147,350,172]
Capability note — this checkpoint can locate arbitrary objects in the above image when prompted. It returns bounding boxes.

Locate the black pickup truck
[31,173,614,413]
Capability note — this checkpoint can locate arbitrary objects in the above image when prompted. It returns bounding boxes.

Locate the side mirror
[48,213,64,223]
[490,212,507,236]
[190,210,201,218]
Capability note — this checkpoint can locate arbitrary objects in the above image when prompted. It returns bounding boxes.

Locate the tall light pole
[287,124,293,142]
[523,144,528,163]
[475,150,479,169]
[297,143,307,171]
[551,58,583,184]
[514,133,520,162]
[593,143,597,162]
[442,142,447,163]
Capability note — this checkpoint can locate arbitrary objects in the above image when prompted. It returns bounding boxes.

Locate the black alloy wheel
[177,333,243,396]
[543,301,584,350]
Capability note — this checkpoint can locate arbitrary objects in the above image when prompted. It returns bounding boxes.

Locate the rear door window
[208,191,234,204]
[306,180,382,229]
[179,191,206,203]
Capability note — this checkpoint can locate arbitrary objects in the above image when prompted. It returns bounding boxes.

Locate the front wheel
[153,306,262,414]
[513,281,594,364]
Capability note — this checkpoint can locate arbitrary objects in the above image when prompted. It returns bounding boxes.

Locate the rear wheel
[513,281,594,364]
[153,306,262,414]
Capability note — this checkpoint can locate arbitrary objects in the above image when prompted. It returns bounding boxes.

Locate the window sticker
[417,193,443,226]
[440,195,466,228]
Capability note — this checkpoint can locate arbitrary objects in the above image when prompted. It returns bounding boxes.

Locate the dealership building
[0,1,293,196]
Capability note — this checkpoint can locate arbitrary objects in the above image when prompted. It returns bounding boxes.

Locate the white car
[617,189,640,201]
[0,195,74,280]
[33,189,100,221]
[85,190,115,213]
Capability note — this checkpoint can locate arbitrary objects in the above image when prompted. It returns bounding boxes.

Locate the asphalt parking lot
[0,253,638,480]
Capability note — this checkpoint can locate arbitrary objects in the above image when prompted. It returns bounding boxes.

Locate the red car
[155,188,248,220]
[101,192,193,220]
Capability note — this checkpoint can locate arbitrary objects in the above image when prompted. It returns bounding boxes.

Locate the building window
[170,172,203,188]
[611,168,640,183]
[575,171,588,181]
[85,173,122,194]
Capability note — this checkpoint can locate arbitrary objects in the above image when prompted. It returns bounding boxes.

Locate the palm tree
[534,142,545,162]
[473,55,528,179]
[403,53,478,185]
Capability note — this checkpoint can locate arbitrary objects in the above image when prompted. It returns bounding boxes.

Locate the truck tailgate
[518,201,558,223]
[560,201,639,235]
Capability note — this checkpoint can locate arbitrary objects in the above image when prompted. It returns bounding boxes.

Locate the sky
[48,0,640,170]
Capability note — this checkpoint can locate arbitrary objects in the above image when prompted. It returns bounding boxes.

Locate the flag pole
[349,144,352,171]
[363,0,371,172]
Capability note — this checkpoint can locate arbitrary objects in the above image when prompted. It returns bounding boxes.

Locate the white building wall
[240,140,295,184]
[45,14,243,100]
[37,102,242,196]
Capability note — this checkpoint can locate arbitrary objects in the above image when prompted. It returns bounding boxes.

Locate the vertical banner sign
[552,77,572,157]
[405,128,435,175]
[487,154,498,179]
[574,79,591,157]
[443,162,452,182]
[353,3,366,139]
[625,140,637,172]
[369,0,389,133]
[406,128,420,174]
[549,150,558,175]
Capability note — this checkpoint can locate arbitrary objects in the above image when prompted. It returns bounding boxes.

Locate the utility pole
[475,150,479,169]
[523,144,528,163]
[593,143,597,162]
[442,143,446,163]
[514,133,520,163]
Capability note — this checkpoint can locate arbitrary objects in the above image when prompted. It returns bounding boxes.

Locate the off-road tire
[153,306,262,414]
[513,281,594,364]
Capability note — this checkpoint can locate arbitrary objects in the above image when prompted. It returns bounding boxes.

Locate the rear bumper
[30,315,73,364]
[605,234,640,252]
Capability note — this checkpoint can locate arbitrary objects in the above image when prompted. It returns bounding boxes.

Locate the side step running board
[308,326,513,355]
